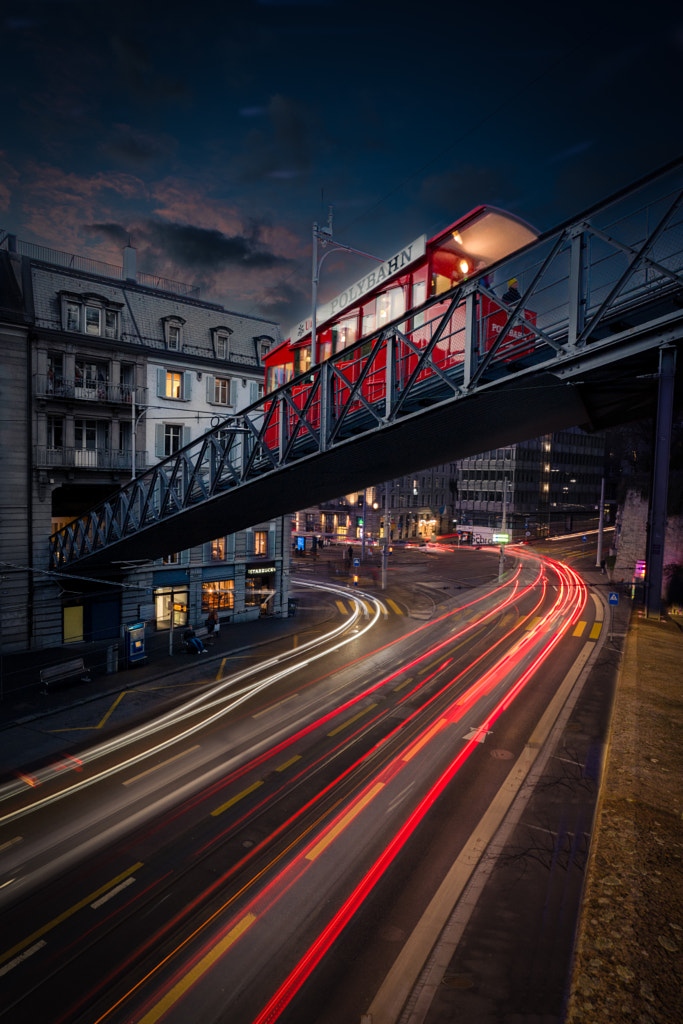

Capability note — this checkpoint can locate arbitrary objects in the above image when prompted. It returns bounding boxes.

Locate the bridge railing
[48,159,683,569]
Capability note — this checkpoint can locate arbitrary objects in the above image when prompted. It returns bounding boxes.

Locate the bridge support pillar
[646,344,677,618]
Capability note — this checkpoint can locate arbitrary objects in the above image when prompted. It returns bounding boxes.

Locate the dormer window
[60,292,121,339]
[254,334,274,363]
[162,316,186,351]
[212,326,233,359]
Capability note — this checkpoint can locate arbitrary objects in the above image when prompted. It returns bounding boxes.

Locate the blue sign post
[608,592,619,605]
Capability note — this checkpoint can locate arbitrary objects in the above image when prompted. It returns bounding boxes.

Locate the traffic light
[358,517,364,526]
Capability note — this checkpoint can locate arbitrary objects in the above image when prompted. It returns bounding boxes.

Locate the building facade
[0,234,288,655]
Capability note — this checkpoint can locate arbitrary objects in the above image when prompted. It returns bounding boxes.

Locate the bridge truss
[50,160,683,571]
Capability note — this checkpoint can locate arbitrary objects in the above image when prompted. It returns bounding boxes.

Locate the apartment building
[0,234,287,654]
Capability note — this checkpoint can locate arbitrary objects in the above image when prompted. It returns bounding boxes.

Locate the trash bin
[106,644,119,674]
[288,598,298,617]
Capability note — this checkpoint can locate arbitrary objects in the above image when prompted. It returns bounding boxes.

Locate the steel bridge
[50,159,683,572]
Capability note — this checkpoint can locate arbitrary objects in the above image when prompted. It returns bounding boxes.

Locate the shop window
[154,585,189,629]
[202,579,234,613]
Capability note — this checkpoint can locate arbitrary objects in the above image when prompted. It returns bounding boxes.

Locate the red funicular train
[263,206,538,444]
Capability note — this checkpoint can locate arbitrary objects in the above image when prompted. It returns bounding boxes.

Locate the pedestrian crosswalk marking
[525,616,543,631]
[589,622,601,640]
[573,621,587,637]
[386,599,403,615]
[336,600,348,614]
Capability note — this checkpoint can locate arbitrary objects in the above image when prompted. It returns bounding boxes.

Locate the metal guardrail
[48,159,683,569]
[33,375,147,405]
[0,235,200,297]
[34,446,148,472]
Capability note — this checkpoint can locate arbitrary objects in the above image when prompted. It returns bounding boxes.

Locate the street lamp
[311,209,384,367]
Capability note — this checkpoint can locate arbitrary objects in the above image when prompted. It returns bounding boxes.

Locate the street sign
[492,533,509,544]
[353,558,360,567]
[582,535,588,542]
[609,592,619,605]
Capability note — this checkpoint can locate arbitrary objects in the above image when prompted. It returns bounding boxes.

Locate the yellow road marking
[50,691,128,732]
[393,676,414,692]
[276,754,302,772]
[403,718,448,763]
[573,621,587,637]
[211,780,264,817]
[0,863,143,966]
[216,657,226,680]
[327,703,378,738]
[386,598,403,614]
[336,600,348,614]
[589,621,602,640]
[525,616,543,631]
[306,783,384,861]
[123,747,200,786]
[138,913,257,1024]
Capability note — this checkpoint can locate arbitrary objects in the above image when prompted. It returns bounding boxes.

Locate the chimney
[122,239,136,281]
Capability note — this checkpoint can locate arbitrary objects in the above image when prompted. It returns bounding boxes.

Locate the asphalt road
[0,544,612,1024]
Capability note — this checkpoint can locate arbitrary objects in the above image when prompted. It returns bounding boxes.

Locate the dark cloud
[85,222,131,247]
[99,124,177,167]
[110,33,189,105]
[141,220,291,271]
[253,278,309,327]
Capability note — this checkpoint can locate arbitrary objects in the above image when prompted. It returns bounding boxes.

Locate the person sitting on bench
[183,627,207,654]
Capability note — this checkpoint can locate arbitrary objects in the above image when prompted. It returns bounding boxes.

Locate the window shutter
[183,372,192,400]
[206,375,214,403]
[156,368,166,398]
[249,381,258,405]
[155,424,165,458]
[230,379,237,408]
[180,549,190,565]
[182,426,192,447]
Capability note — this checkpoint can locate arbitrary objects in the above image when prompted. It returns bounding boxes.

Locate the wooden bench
[40,657,91,693]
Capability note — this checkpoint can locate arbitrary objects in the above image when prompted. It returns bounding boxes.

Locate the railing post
[319,363,330,453]
[646,344,677,618]
[567,225,587,348]
[385,330,396,418]
[463,290,478,389]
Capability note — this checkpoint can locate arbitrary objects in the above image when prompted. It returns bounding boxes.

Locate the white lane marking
[0,940,47,977]
[90,876,136,909]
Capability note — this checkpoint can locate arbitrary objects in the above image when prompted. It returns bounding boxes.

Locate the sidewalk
[564,610,683,1024]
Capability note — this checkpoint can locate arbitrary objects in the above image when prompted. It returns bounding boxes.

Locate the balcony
[34,375,148,406]
[34,446,149,473]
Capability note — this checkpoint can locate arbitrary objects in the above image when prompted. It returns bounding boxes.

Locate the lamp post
[311,210,384,367]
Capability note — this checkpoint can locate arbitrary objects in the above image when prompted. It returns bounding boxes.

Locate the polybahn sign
[49,158,683,571]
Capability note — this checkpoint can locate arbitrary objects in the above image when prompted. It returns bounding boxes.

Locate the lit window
[202,579,234,613]
[166,371,183,399]
[162,552,180,564]
[211,537,226,560]
[254,530,268,556]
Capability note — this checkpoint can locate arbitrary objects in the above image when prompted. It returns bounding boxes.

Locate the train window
[266,362,294,391]
[332,314,358,353]
[361,299,376,337]
[377,287,405,325]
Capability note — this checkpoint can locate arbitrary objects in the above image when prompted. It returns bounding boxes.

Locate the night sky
[2,0,681,334]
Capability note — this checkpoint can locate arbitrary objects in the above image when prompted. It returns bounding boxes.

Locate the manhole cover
[490,748,514,760]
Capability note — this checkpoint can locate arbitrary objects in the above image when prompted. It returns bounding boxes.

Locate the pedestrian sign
[608,592,619,605]
[353,558,360,567]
